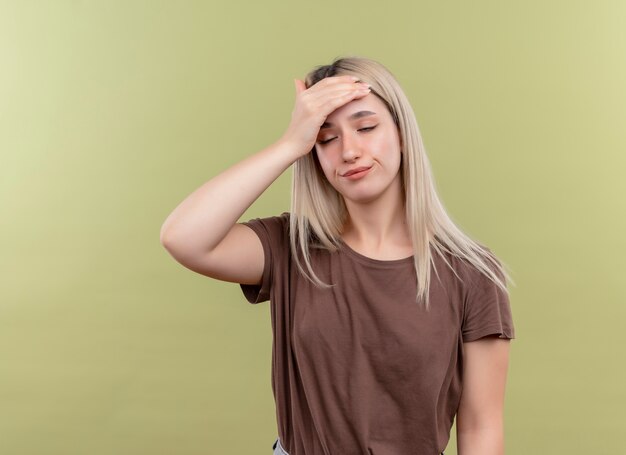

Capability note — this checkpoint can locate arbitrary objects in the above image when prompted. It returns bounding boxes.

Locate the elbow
[160,225,171,247]
[160,224,179,250]
[159,227,195,260]
[160,228,170,247]
[160,231,184,263]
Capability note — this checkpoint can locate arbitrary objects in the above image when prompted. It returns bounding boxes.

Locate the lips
[342,166,372,177]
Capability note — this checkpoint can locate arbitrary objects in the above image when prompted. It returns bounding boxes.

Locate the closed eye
[317,125,377,145]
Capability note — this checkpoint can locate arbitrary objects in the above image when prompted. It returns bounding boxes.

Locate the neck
[341,179,410,249]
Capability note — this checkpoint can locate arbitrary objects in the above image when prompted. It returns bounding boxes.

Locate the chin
[341,179,399,204]
[341,189,384,205]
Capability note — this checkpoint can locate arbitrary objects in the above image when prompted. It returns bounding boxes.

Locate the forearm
[457,426,504,455]
[160,138,302,252]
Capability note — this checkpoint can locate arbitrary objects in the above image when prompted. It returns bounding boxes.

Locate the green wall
[1,1,624,453]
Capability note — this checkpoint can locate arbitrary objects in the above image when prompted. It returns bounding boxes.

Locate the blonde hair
[289,55,515,310]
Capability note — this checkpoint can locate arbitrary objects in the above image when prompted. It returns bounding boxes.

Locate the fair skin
[161,74,511,453]
[315,88,511,455]
[457,336,511,455]
[313,92,413,260]
[160,76,374,284]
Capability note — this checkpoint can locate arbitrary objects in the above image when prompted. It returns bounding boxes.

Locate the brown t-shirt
[239,212,515,455]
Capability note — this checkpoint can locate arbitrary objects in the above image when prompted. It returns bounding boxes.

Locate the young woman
[160,56,516,455]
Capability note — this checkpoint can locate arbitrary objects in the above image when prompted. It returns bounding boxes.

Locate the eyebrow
[320,110,378,130]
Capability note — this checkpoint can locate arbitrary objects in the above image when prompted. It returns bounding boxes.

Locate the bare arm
[456,336,511,455]
[159,75,370,283]
[159,139,303,285]
[159,139,299,253]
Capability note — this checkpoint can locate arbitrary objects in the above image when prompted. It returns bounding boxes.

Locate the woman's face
[314,92,402,205]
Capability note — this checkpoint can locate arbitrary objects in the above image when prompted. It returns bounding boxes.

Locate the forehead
[324,93,390,123]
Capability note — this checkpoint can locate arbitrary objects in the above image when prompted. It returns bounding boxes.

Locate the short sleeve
[238,212,290,304]
[461,258,516,342]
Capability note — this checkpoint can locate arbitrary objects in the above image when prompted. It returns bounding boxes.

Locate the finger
[307,81,370,103]
[294,78,306,95]
[309,75,361,92]
[304,83,369,106]
[320,87,371,112]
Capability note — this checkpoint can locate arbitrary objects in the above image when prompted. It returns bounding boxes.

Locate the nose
[341,131,362,162]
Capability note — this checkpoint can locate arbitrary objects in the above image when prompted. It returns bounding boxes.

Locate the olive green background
[1,1,624,454]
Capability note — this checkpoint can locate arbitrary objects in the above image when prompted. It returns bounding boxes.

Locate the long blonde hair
[289,55,514,310]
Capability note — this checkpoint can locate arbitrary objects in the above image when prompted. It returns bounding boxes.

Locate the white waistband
[274,437,289,455]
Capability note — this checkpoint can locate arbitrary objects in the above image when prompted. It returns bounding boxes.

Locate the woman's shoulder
[242,211,291,227]
[430,241,497,286]
[239,212,292,247]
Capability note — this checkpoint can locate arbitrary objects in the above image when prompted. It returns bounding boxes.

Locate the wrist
[275,136,309,161]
